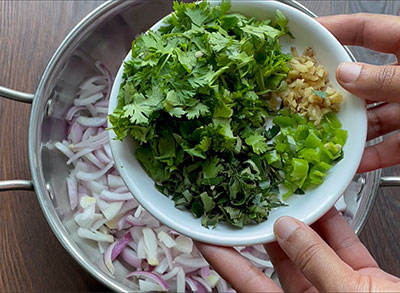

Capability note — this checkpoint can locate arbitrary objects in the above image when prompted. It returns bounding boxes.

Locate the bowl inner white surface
[108,0,367,245]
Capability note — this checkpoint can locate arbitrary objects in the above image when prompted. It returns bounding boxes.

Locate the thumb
[336,62,400,102]
[274,217,361,292]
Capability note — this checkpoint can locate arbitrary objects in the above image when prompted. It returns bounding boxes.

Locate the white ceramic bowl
[108,0,367,246]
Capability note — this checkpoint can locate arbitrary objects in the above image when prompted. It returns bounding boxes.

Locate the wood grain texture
[0,1,107,291]
[0,1,398,291]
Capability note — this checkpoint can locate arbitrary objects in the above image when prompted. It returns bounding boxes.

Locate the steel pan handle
[0,180,34,191]
[0,86,34,103]
[380,176,400,187]
[0,87,34,191]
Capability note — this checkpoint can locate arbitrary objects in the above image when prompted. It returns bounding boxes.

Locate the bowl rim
[108,0,367,246]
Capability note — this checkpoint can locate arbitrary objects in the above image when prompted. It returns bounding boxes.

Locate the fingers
[357,133,400,173]
[367,103,400,140]
[312,208,378,270]
[273,216,360,292]
[195,242,282,293]
[336,62,400,103]
[264,242,316,292]
[317,14,400,57]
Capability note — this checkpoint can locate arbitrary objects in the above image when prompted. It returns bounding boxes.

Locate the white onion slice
[66,175,78,210]
[77,227,113,243]
[175,235,193,254]
[79,75,106,90]
[104,241,118,274]
[76,162,113,181]
[176,268,185,292]
[174,255,208,268]
[121,247,142,268]
[99,190,133,201]
[143,228,159,266]
[75,92,104,106]
[157,231,177,249]
[55,141,75,160]
[192,276,212,292]
[102,201,123,220]
[127,271,169,291]
[77,116,107,127]
[108,174,125,188]
[161,267,180,281]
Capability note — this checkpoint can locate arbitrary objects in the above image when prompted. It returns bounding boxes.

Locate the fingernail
[274,217,300,241]
[338,62,362,83]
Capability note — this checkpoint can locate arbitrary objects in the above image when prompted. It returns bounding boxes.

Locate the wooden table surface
[0,1,399,291]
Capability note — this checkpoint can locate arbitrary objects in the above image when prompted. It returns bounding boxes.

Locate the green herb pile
[109,1,347,228]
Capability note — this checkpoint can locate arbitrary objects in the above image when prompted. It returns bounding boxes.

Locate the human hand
[196,208,400,292]
[317,13,400,173]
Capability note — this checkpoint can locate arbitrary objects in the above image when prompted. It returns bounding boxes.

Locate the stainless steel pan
[0,1,398,290]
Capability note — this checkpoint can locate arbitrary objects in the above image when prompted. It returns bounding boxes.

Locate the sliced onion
[185,277,198,292]
[78,84,106,98]
[240,246,254,253]
[121,247,142,268]
[92,217,108,230]
[95,106,109,114]
[68,120,84,144]
[137,236,146,259]
[79,75,106,90]
[95,149,112,164]
[86,103,97,117]
[175,235,193,254]
[77,227,113,243]
[55,141,75,160]
[143,228,159,266]
[77,83,106,97]
[77,116,107,127]
[75,92,104,106]
[155,257,169,275]
[160,267,179,281]
[174,256,208,268]
[98,241,108,255]
[192,276,212,292]
[84,152,105,169]
[67,146,99,165]
[114,186,129,193]
[216,278,228,293]
[66,106,86,121]
[66,175,78,210]
[108,174,125,188]
[100,190,133,201]
[176,268,185,292]
[127,271,169,291]
[119,200,139,215]
[204,270,219,288]
[80,127,97,143]
[126,215,159,227]
[111,232,132,261]
[101,201,123,220]
[75,212,101,228]
[104,240,118,274]
[159,242,173,271]
[116,214,130,231]
[139,280,164,292]
[76,162,113,181]
[200,266,210,278]
[74,131,108,149]
[103,143,113,159]
[157,231,177,249]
